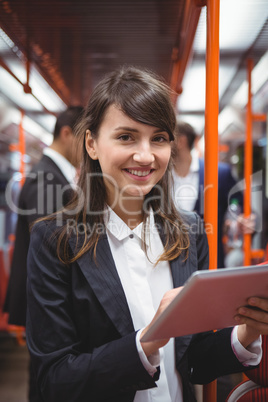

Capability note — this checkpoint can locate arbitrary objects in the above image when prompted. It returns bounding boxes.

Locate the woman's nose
[133,142,155,164]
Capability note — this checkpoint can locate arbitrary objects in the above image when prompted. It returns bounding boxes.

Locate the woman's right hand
[140,287,183,357]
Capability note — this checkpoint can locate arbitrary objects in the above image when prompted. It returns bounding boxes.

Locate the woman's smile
[123,167,155,180]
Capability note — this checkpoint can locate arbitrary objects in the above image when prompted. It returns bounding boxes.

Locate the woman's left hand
[236,297,268,348]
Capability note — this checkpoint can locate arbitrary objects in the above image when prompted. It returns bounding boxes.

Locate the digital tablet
[141,264,268,342]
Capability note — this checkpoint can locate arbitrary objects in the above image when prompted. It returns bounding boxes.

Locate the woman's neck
[108,196,144,229]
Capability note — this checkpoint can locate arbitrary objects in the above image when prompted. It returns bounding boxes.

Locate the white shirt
[43,147,77,186]
[172,149,199,212]
[104,207,262,401]
[105,208,183,402]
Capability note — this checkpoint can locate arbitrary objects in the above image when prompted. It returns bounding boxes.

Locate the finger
[235,315,268,335]
[248,297,268,312]
[237,306,268,324]
[163,287,183,301]
[159,287,183,312]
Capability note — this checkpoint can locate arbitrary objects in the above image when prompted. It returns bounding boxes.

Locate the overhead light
[0,28,20,55]
[30,65,67,113]
[0,28,67,114]
[178,114,205,135]
[218,106,244,136]
[0,67,43,111]
[23,115,53,145]
[194,2,268,53]
[178,62,238,113]
[2,104,53,146]
[7,60,67,113]
[177,64,206,112]
[219,51,268,135]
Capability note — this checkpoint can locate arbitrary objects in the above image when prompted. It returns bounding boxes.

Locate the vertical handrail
[243,59,253,266]
[204,0,220,268]
[244,60,266,265]
[203,0,220,400]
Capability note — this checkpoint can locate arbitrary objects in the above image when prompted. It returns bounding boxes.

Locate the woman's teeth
[126,169,151,177]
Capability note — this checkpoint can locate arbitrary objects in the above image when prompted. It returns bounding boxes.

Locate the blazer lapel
[69,234,134,337]
[156,216,195,288]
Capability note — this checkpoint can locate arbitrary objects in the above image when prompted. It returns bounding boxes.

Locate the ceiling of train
[0,0,268,158]
[0,0,185,104]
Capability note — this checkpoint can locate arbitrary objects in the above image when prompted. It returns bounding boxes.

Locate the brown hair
[174,120,198,150]
[53,106,84,140]
[46,66,189,264]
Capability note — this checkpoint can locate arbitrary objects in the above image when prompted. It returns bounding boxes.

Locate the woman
[26,66,268,402]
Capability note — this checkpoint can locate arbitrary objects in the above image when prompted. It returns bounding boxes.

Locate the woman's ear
[85,130,98,160]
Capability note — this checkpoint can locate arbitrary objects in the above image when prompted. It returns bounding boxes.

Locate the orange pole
[170,0,204,100]
[204,0,220,270]
[203,0,220,400]
[253,114,266,122]
[243,59,253,266]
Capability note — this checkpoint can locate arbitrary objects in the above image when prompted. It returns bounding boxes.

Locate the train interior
[0,1,267,401]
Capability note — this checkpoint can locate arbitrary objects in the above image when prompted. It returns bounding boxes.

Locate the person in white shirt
[26,67,268,402]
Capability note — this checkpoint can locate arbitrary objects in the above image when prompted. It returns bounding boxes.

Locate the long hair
[46,66,189,264]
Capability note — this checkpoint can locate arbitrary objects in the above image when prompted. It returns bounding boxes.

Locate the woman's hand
[236,297,268,348]
[140,287,183,357]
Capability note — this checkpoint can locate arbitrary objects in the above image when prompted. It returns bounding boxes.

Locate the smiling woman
[26,66,268,402]
[54,66,187,263]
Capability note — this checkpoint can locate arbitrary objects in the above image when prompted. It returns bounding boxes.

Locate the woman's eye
[153,135,169,143]
[118,134,132,141]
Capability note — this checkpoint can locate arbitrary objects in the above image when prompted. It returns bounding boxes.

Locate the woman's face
[85,104,171,209]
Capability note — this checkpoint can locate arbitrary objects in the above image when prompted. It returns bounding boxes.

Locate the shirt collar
[104,206,156,245]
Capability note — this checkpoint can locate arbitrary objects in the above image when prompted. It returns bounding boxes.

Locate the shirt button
[129,234,134,239]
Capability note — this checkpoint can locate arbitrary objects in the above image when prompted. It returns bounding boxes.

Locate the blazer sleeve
[26,222,159,402]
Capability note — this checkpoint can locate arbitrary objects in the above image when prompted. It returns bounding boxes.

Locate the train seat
[226,334,268,402]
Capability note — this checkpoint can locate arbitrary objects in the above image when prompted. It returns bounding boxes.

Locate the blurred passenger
[171,121,255,268]
[4,105,84,402]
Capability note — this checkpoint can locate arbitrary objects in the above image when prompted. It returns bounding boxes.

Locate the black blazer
[26,211,248,402]
[4,155,71,326]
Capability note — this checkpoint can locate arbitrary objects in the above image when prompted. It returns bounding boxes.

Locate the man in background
[4,105,83,401]
[171,120,254,268]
